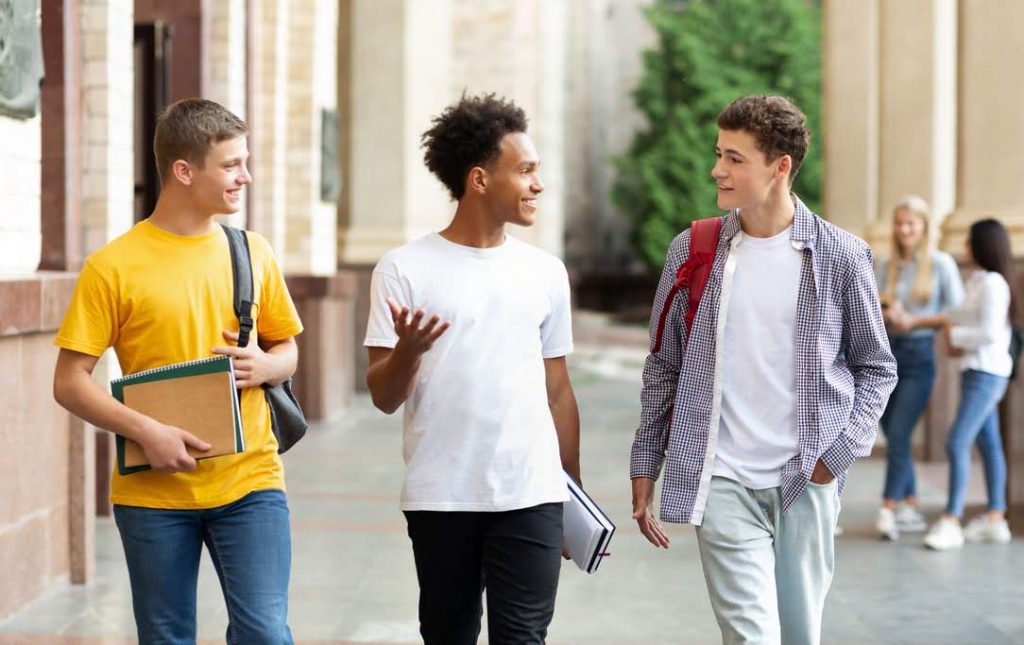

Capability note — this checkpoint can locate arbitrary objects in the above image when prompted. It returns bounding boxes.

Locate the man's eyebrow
[716,146,747,158]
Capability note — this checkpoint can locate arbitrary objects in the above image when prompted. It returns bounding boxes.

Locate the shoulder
[812,216,872,270]
[932,250,960,273]
[507,235,567,276]
[981,270,1010,293]
[372,234,435,277]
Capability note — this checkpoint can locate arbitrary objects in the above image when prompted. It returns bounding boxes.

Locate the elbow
[53,372,71,409]
[366,378,399,415]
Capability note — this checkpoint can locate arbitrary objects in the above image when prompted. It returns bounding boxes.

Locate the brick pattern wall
[0,116,42,274]
[80,0,134,256]
[207,0,247,229]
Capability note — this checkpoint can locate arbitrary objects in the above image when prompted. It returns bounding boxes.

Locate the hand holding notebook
[111,355,245,475]
[562,472,616,574]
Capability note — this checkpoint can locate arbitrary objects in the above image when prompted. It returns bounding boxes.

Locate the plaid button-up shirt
[630,197,897,525]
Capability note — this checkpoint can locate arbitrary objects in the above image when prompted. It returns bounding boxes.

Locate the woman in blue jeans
[875,196,963,540]
[924,218,1017,550]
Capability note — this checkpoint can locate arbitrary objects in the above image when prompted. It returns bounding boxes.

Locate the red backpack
[651,217,723,353]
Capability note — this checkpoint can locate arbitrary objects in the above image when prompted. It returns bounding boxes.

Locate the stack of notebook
[110,355,244,475]
[563,473,616,574]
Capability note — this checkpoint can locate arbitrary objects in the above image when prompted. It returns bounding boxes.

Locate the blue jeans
[945,369,1009,517]
[113,489,294,645]
[879,336,936,501]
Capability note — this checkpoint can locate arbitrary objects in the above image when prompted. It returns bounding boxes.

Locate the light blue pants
[695,476,839,645]
[945,369,1009,517]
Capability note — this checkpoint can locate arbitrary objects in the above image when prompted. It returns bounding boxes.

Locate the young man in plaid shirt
[630,95,897,644]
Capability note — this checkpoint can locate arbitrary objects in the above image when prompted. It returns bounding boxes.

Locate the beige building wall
[80,0,134,256]
[283,0,338,276]
[250,0,289,257]
[942,0,1024,255]
[0,116,42,274]
[205,0,247,230]
[340,0,454,264]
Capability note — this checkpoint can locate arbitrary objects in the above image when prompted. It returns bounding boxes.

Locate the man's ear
[171,159,193,186]
[775,155,792,183]
[466,166,488,194]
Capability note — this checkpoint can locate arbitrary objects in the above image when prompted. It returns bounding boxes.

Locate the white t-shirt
[713,227,802,489]
[364,233,573,511]
[949,270,1013,377]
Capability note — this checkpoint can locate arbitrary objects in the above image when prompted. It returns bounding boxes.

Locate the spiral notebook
[111,355,244,475]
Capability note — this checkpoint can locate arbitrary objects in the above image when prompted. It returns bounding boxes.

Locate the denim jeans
[879,336,937,501]
[945,369,1009,517]
[113,489,294,645]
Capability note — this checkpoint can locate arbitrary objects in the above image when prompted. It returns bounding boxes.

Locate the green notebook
[111,355,244,475]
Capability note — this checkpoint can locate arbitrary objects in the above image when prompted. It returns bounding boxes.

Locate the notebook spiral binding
[111,355,228,384]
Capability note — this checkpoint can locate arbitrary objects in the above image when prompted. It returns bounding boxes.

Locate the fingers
[181,430,212,453]
[211,346,245,358]
[633,506,671,548]
[428,321,451,343]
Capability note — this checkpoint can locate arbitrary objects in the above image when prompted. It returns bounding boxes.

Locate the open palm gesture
[388,298,450,356]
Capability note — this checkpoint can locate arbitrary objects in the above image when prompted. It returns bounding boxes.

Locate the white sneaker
[924,517,965,550]
[963,515,1012,544]
[876,507,899,541]
[894,505,928,533]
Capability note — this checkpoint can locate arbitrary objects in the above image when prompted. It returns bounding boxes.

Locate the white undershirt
[713,227,802,489]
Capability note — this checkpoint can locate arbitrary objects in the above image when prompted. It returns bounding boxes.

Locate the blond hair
[883,195,935,306]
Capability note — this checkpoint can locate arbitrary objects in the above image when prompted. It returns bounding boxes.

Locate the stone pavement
[1,336,1021,644]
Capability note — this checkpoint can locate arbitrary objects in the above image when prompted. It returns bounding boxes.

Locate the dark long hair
[969,218,1018,323]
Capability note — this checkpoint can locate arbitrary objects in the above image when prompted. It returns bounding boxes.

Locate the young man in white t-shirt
[364,94,581,645]
[630,95,896,644]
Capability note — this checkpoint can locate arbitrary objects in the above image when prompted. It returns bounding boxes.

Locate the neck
[898,246,916,261]
[738,189,795,238]
[148,194,220,237]
[440,201,507,248]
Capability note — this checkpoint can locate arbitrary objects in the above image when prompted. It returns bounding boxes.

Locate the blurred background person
[924,218,1016,550]
[875,196,964,541]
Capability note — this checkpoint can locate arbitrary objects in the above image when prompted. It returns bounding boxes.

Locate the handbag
[222,225,309,453]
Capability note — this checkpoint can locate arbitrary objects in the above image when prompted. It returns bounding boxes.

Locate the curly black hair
[421,93,528,201]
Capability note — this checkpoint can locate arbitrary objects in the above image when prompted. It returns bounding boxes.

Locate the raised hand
[388,298,450,357]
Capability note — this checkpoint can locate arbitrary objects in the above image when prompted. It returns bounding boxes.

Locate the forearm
[54,370,158,444]
[549,389,581,482]
[260,339,298,386]
[366,346,422,414]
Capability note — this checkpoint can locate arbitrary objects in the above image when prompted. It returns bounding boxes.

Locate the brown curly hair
[717,95,810,182]
[421,93,528,201]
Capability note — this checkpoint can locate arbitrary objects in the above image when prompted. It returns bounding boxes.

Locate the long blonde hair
[883,195,935,306]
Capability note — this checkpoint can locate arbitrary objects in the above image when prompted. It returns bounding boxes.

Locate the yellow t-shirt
[55,220,303,509]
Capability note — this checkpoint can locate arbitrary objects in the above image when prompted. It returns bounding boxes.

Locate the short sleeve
[363,267,404,349]
[54,259,119,357]
[540,260,573,358]
[250,233,303,341]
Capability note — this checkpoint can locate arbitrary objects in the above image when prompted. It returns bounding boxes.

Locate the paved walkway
[1,341,1021,644]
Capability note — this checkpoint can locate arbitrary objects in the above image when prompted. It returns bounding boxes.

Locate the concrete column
[250,0,289,256]
[866,0,957,250]
[339,0,453,264]
[822,0,880,239]
[79,0,133,256]
[941,0,1024,256]
[283,0,338,276]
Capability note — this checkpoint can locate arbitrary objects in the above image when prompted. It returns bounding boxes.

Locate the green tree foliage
[613,0,822,272]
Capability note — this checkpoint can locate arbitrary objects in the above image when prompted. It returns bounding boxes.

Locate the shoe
[894,505,928,533]
[963,515,1012,544]
[924,517,964,550]
[876,507,899,541]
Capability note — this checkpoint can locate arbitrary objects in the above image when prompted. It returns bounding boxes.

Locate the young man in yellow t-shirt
[53,98,303,643]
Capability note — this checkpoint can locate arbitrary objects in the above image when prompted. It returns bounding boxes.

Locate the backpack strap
[221,225,255,348]
[651,216,723,353]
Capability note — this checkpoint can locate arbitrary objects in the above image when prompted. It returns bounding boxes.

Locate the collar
[721,193,818,252]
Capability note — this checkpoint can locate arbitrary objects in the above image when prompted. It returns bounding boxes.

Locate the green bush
[612,0,822,273]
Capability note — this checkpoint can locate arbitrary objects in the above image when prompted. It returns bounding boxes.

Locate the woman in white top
[924,218,1017,550]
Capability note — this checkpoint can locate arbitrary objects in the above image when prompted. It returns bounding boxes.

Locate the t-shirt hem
[400,492,570,513]
[364,338,398,348]
[541,344,574,359]
[110,483,287,510]
[259,324,304,342]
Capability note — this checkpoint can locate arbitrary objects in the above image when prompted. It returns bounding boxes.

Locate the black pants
[403,502,563,645]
